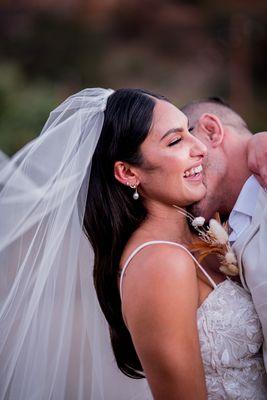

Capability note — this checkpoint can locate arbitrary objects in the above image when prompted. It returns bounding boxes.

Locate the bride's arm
[121,246,207,400]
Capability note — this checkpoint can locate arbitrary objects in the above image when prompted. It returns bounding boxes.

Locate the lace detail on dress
[198,279,267,399]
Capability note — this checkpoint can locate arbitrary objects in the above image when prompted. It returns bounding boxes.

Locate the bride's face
[138,99,207,208]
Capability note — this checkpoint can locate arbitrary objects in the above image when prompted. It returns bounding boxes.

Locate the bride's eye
[188,127,194,133]
[168,138,181,147]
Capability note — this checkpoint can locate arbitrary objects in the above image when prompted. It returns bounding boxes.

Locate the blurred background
[1,0,267,154]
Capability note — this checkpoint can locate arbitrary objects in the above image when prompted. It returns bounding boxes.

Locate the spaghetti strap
[119,240,217,302]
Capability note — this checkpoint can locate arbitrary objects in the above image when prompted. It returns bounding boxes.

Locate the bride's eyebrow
[160,127,183,141]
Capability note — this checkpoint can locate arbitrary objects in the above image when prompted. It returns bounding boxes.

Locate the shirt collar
[229,175,260,219]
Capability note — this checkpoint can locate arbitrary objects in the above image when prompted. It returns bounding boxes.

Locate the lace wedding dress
[120,241,267,400]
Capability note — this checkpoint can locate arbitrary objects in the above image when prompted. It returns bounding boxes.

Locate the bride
[0,88,266,399]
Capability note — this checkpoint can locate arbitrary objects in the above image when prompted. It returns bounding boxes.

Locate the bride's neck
[137,203,192,245]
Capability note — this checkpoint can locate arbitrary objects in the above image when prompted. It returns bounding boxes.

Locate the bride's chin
[187,185,206,202]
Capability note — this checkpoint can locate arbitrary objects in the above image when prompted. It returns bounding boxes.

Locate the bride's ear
[114,161,140,187]
[198,113,224,148]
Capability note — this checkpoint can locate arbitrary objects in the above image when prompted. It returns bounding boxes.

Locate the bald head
[181,97,251,137]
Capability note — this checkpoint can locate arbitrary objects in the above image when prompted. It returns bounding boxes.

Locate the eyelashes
[168,138,182,147]
[167,128,193,147]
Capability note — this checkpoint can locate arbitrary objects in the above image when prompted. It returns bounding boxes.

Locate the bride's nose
[189,135,207,158]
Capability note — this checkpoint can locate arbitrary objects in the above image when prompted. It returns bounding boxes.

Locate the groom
[182,97,267,369]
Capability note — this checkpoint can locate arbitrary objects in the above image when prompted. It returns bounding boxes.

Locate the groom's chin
[187,198,212,220]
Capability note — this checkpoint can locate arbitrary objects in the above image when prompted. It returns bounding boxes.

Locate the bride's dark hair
[84,88,168,379]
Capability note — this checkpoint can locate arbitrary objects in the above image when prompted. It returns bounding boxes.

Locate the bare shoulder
[121,243,199,327]
[122,243,198,292]
[146,243,197,274]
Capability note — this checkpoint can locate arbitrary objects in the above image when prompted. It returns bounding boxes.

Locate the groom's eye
[188,126,194,133]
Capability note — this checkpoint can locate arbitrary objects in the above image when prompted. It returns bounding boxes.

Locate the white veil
[0,88,152,399]
[0,151,8,168]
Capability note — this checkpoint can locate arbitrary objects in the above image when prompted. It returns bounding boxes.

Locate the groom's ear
[198,113,224,148]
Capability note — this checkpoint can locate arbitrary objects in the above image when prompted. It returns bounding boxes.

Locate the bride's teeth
[183,165,202,177]
[194,165,202,173]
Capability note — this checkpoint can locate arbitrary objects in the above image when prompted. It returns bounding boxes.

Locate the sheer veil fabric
[0,89,152,399]
[0,151,8,169]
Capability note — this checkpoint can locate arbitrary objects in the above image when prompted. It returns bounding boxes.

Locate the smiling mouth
[183,165,203,178]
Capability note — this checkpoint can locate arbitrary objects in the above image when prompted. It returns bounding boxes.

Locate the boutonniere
[173,206,239,276]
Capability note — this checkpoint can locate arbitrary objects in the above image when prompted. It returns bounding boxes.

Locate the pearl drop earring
[133,187,139,200]
[130,184,139,200]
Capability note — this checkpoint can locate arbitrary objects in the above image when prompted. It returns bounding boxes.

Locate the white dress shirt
[229,175,260,243]
[229,176,267,370]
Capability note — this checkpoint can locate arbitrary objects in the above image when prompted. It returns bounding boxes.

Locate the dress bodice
[119,241,267,399]
[198,278,267,399]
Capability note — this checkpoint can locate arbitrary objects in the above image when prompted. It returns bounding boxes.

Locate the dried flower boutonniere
[173,206,239,276]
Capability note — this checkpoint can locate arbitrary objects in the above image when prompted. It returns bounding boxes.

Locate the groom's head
[182,98,252,220]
